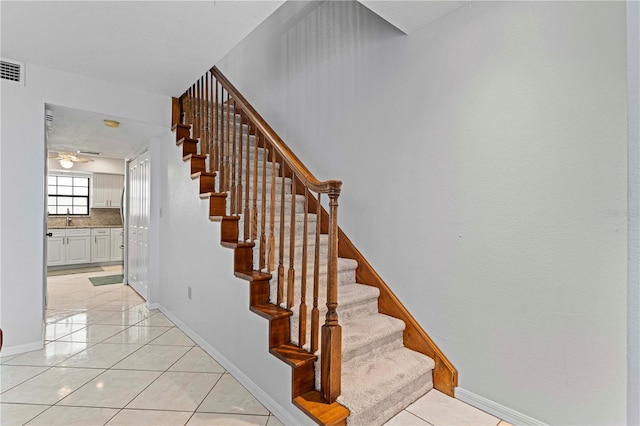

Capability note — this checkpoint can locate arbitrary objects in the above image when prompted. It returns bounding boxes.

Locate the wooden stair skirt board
[171,90,456,425]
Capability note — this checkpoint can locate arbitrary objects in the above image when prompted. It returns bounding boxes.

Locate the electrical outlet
[188,286,192,300]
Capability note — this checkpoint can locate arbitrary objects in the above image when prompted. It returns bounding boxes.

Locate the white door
[127,150,150,300]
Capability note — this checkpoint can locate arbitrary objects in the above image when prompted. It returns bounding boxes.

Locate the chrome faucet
[66,208,72,226]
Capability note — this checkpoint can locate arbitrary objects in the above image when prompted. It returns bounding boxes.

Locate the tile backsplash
[48,208,123,228]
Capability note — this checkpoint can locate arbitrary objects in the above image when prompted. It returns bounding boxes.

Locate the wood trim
[171,97,180,128]
[337,229,458,397]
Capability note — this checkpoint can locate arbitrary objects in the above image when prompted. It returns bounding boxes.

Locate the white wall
[217,1,629,424]
[0,63,169,353]
[627,1,640,424]
[155,131,314,425]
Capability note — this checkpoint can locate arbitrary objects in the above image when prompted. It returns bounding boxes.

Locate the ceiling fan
[48,151,94,169]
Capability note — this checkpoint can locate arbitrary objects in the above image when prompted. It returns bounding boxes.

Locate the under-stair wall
[155,129,316,426]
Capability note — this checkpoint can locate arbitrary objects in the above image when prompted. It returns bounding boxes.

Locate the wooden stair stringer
[172,121,349,426]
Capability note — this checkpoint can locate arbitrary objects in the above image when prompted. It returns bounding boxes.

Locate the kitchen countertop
[48,225,123,229]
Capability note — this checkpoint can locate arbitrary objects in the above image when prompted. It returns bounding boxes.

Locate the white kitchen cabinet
[91,228,111,263]
[47,229,66,266]
[93,174,124,208]
[110,228,124,261]
[47,228,91,266]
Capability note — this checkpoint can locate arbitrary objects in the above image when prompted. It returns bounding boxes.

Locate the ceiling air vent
[1,58,25,86]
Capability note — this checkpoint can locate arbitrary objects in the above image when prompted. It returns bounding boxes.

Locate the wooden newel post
[321,186,342,403]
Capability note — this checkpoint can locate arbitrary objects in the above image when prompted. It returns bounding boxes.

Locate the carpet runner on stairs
[198,117,436,425]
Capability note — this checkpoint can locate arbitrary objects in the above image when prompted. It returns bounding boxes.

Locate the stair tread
[270,343,316,367]
[337,347,435,414]
[250,303,292,320]
[176,137,197,146]
[191,171,216,179]
[289,284,379,317]
[341,313,405,352]
[293,391,350,426]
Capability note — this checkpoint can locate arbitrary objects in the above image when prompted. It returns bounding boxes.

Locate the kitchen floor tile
[105,408,193,425]
[186,413,268,425]
[197,373,269,415]
[0,365,49,392]
[148,327,194,346]
[103,326,171,345]
[266,415,284,426]
[44,323,86,341]
[25,405,118,425]
[135,313,174,327]
[127,371,221,411]
[56,324,128,343]
[57,343,142,369]
[112,345,190,371]
[4,342,91,367]
[57,369,161,408]
[0,367,103,405]
[169,347,225,373]
[406,390,500,426]
[0,403,49,426]
[385,409,432,425]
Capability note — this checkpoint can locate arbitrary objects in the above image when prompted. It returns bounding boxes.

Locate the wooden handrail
[211,67,342,195]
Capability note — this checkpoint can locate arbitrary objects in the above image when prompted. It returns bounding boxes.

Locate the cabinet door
[109,175,124,208]
[93,174,124,208]
[91,229,111,263]
[47,233,66,266]
[110,228,124,261]
[67,236,91,264]
[92,174,109,208]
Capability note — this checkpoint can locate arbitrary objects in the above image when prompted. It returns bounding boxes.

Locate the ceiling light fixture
[59,159,74,169]
[103,119,120,128]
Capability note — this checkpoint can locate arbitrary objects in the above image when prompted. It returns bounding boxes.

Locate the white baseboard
[1,340,44,357]
[156,304,303,426]
[456,388,547,426]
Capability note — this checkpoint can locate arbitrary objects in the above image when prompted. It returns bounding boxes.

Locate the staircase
[171,67,457,425]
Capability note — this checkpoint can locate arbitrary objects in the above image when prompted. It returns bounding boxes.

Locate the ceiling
[1,1,465,160]
[46,104,169,160]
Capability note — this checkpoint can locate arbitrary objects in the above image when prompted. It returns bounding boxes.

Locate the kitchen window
[47,174,90,215]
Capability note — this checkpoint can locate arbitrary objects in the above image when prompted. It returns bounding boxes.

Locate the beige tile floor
[0,265,510,426]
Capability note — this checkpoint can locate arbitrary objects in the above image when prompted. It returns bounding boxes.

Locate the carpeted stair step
[288,283,381,346]
[338,348,435,426]
[268,258,358,303]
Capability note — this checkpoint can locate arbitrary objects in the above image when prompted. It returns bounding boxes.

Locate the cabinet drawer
[49,229,65,238]
[91,228,110,236]
[66,228,90,236]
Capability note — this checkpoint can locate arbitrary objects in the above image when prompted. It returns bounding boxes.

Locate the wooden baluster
[196,79,201,144]
[231,100,238,214]
[268,148,277,273]
[321,189,341,403]
[251,127,259,244]
[243,123,251,241]
[236,106,243,222]
[205,73,210,171]
[259,134,268,271]
[277,159,286,306]
[213,78,219,179]
[219,86,225,191]
[298,187,309,347]
[225,91,231,193]
[198,77,203,153]
[310,193,321,354]
[287,177,296,310]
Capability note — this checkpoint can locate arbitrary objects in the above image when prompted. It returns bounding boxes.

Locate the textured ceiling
[46,104,168,160]
[0,0,284,96]
[1,0,284,158]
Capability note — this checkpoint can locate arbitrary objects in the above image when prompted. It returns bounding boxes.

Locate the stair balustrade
[178,66,343,404]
